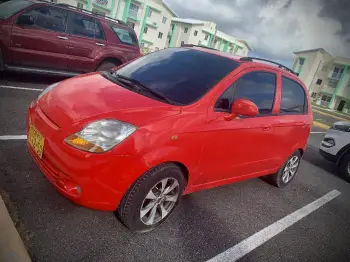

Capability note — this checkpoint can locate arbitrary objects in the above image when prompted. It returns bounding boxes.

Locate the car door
[10,6,69,70]
[66,12,107,72]
[273,75,311,163]
[194,68,281,186]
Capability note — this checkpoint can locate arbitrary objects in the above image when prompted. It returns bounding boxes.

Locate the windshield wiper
[114,74,176,105]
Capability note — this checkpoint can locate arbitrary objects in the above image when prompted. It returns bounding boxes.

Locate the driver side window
[214,71,277,115]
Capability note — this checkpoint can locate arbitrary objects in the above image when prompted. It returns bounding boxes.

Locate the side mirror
[224,98,259,121]
[17,15,34,26]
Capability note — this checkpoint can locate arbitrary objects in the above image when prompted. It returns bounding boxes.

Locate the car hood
[38,73,181,128]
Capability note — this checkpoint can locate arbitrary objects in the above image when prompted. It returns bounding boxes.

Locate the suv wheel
[268,151,301,188]
[339,154,350,182]
[96,61,119,71]
[118,163,186,232]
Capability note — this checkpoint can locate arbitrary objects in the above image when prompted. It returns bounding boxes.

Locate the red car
[27,46,312,231]
[0,0,141,76]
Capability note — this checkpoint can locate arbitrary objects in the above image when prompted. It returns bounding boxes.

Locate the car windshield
[0,0,34,19]
[115,48,239,105]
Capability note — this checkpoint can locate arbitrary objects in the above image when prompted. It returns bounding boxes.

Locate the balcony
[328,71,343,80]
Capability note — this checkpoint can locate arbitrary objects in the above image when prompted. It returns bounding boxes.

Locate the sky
[165,0,350,67]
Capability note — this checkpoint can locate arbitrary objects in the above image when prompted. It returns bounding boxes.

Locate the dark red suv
[0,0,141,76]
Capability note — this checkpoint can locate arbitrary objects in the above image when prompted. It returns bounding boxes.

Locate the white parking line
[0,85,43,92]
[310,132,326,134]
[207,189,341,262]
[0,135,27,140]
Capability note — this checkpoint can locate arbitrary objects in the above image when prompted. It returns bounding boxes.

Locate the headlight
[321,138,335,148]
[65,120,137,153]
[38,82,60,100]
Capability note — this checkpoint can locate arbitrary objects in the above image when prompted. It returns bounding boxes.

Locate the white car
[320,121,350,182]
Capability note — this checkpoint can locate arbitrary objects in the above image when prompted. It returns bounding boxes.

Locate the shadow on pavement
[0,71,70,85]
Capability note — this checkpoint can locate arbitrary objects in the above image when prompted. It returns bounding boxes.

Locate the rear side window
[68,13,105,40]
[111,26,138,45]
[215,71,276,115]
[280,77,307,114]
[0,0,34,19]
[17,7,68,32]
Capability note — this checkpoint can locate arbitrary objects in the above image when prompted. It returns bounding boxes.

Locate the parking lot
[1,72,350,262]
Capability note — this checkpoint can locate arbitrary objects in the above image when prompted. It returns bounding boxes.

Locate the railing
[328,71,342,80]
[128,9,139,18]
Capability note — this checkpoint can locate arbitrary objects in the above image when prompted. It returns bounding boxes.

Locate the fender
[336,143,350,165]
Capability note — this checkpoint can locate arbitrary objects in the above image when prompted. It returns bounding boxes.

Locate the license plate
[28,124,45,159]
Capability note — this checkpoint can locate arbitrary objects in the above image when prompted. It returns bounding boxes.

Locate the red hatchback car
[27,46,312,231]
[0,0,141,76]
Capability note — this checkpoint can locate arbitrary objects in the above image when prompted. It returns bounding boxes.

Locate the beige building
[293,48,350,113]
[167,18,251,56]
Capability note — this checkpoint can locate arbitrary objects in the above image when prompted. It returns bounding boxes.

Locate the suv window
[17,6,68,32]
[0,0,34,19]
[68,13,105,39]
[215,71,276,115]
[281,77,307,114]
[114,48,239,105]
[111,26,138,45]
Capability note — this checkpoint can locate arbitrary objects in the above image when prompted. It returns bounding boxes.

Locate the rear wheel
[268,151,301,188]
[117,163,186,232]
[96,61,119,71]
[339,154,350,182]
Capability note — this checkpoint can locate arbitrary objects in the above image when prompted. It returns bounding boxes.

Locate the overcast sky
[166,0,350,67]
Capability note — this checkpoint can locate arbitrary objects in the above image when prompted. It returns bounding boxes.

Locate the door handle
[95,43,105,46]
[57,36,68,40]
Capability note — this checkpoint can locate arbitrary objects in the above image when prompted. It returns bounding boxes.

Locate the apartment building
[293,49,350,113]
[54,0,178,51]
[167,18,251,56]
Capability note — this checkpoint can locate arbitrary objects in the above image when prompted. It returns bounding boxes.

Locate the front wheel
[339,154,350,182]
[268,151,301,188]
[117,163,186,232]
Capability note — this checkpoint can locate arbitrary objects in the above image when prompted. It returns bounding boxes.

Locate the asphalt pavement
[1,72,350,262]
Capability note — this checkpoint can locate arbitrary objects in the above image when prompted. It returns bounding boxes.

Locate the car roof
[27,0,129,27]
[183,45,300,81]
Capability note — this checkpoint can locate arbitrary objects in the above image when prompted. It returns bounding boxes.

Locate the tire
[96,61,118,71]
[339,154,350,182]
[268,151,301,188]
[118,163,186,232]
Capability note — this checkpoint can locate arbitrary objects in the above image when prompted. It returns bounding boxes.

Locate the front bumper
[27,103,149,211]
[319,148,337,163]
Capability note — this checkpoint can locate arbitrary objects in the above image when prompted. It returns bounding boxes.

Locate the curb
[0,196,31,262]
[313,121,330,130]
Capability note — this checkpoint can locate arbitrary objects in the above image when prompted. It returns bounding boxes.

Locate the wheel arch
[95,56,123,70]
[336,143,350,165]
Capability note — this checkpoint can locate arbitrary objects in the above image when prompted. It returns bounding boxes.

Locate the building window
[322,65,328,72]
[311,92,317,98]
[321,95,332,103]
[299,57,305,65]
[162,16,167,24]
[316,79,322,85]
[158,32,163,39]
[204,34,208,40]
[144,27,148,34]
[129,3,139,18]
[92,8,105,16]
[127,21,135,29]
[184,28,188,33]
[181,41,184,46]
[141,42,145,47]
[328,79,337,88]
[214,39,217,44]
[194,30,198,36]
[77,2,84,9]
[148,9,152,18]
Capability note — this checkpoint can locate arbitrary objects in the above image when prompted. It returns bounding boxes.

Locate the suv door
[274,75,311,162]
[66,12,106,72]
[194,69,280,185]
[10,6,69,70]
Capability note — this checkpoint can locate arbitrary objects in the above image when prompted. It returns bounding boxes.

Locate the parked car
[320,121,350,182]
[0,0,141,76]
[27,46,312,231]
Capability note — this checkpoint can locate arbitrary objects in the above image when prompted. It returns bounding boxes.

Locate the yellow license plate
[28,124,45,159]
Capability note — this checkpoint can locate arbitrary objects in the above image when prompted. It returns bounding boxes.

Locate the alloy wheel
[282,156,300,183]
[140,178,179,225]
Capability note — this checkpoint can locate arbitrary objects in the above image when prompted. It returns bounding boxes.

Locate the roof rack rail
[181,44,215,50]
[56,3,127,25]
[240,57,297,75]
